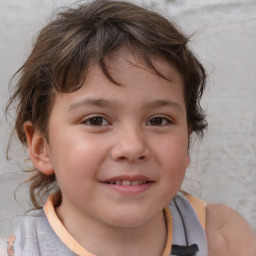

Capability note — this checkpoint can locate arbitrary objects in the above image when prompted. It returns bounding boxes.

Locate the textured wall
[168,0,256,233]
[0,0,255,237]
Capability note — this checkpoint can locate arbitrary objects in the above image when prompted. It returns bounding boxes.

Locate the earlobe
[23,121,54,175]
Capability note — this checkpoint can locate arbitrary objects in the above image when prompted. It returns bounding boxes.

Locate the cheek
[154,134,189,188]
[49,134,107,180]
[50,141,102,200]
[156,135,189,167]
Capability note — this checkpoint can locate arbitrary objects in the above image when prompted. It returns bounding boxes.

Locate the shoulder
[0,235,15,256]
[206,203,256,256]
[0,210,45,256]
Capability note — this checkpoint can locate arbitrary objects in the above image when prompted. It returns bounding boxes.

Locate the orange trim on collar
[43,193,174,256]
[44,194,96,256]
[43,192,204,256]
[163,206,173,256]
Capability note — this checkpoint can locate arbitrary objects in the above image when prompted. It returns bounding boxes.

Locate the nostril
[116,155,145,161]
[119,156,126,161]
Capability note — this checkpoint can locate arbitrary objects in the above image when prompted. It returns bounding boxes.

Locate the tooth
[142,181,147,184]
[115,181,121,185]
[131,180,139,186]
[109,181,115,184]
[122,180,131,186]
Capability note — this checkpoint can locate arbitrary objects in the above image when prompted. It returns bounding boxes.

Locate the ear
[23,121,54,175]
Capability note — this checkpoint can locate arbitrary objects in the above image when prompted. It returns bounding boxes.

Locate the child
[3,0,256,255]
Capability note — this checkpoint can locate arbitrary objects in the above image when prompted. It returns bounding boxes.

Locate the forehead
[51,51,185,113]
[104,50,183,85]
[83,52,184,99]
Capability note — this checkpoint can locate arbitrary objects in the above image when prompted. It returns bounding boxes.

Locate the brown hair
[6,0,207,208]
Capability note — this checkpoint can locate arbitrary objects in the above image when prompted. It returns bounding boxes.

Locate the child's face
[44,52,190,228]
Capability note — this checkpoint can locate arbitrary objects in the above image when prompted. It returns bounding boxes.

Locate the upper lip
[102,175,154,183]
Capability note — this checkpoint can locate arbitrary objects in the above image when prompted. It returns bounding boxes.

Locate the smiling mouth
[102,176,154,193]
[106,180,150,186]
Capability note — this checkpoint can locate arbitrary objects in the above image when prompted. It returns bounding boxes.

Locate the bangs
[47,2,188,93]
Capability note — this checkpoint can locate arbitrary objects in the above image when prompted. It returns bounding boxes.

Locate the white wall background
[0,0,255,237]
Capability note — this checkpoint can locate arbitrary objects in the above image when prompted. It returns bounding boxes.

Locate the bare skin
[206,204,256,256]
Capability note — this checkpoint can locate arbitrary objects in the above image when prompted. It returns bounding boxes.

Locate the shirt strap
[180,190,206,230]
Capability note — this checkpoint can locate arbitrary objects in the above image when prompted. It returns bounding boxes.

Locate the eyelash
[82,115,172,127]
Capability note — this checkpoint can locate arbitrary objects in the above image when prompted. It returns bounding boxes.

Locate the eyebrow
[143,99,184,113]
[68,98,184,113]
[69,98,118,111]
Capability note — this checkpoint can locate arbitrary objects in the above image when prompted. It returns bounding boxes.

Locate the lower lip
[102,182,154,194]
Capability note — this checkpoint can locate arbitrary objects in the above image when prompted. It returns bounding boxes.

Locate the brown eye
[150,117,163,125]
[90,117,103,126]
[84,116,109,126]
[147,117,171,126]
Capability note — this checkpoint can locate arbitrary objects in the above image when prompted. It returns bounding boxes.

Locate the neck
[56,204,167,256]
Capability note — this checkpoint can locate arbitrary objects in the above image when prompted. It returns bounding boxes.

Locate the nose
[110,125,150,162]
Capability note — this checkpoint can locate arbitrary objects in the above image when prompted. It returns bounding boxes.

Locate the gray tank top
[11,192,207,256]
[169,192,208,256]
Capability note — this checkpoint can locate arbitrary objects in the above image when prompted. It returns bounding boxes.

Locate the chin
[104,209,153,229]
